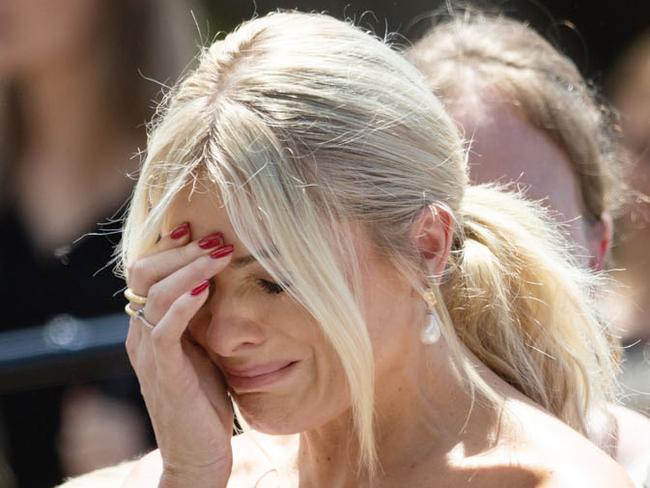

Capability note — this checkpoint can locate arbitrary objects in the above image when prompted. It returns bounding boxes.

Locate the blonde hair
[121,11,618,475]
[405,12,626,223]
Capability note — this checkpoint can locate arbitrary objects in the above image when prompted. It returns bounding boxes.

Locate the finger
[150,280,213,361]
[153,221,193,253]
[127,233,226,296]
[143,248,233,324]
[125,314,153,380]
[182,338,233,423]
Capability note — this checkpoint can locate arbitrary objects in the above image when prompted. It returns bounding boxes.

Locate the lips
[223,360,298,391]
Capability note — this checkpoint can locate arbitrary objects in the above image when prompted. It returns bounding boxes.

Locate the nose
[201,293,267,357]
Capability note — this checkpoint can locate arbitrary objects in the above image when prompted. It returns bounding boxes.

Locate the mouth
[223,360,299,392]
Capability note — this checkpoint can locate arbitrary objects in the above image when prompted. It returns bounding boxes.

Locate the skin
[445,88,650,481]
[611,57,650,340]
[445,89,612,270]
[122,187,632,487]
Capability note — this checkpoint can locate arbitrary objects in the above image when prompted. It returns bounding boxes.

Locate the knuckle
[182,242,200,261]
[126,259,146,280]
[126,259,152,292]
[148,282,173,309]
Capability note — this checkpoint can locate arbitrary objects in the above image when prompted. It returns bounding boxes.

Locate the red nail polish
[198,233,224,249]
[170,222,190,240]
[210,244,234,259]
[190,280,210,296]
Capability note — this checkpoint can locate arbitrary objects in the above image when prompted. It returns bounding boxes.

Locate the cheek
[237,316,352,433]
[236,354,350,435]
[361,276,416,366]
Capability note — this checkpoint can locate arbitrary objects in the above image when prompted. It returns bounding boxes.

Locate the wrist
[159,471,230,488]
[158,457,232,488]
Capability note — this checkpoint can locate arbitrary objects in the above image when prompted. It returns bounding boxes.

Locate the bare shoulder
[482,400,635,488]
[535,461,634,488]
[460,447,632,488]
[608,404,650,484]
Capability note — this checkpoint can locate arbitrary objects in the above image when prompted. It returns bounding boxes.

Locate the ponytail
[440,184,619,435]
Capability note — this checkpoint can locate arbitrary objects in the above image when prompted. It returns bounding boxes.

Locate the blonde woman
[406,13,650,486]
[70,11,633,487]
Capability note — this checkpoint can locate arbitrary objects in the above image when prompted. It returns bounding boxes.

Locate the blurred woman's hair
[0,0,200,201]
[405,11,626,225]
[120,11,619,476]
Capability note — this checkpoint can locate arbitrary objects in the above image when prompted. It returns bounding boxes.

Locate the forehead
[164,186,243,249]
[448,97,585,221]
[162,183,381,272]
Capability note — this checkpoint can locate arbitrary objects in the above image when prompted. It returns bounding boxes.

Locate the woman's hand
[124,223,235,488]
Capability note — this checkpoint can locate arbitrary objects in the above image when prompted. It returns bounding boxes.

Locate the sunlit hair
[120,11,618,475]
[405,11,626,224]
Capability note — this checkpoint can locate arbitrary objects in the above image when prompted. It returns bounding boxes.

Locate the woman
[0,0,197,485]
[405,13,650,486]
[608,29,650,418]
[74,11,632,487]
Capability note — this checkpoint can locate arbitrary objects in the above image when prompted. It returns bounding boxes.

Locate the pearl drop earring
[421,289,441,344]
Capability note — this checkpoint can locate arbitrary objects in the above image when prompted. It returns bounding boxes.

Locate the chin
[237,398,304,435]
[237,394,349,436]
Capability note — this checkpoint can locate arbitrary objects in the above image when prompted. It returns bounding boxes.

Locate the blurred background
[0,1,648,487]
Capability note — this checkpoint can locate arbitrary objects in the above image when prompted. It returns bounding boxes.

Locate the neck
[297,339,499,487]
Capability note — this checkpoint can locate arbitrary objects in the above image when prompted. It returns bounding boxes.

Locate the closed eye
[257,279,286,295]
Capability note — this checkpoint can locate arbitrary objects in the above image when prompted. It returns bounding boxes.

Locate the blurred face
[0,0,106,76]
[615,58,650,199]
[447,96,592,255]
[165,188,418,434]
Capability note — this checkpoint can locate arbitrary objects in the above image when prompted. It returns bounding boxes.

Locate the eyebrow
[230,247,278,269]
[231,255,258,268]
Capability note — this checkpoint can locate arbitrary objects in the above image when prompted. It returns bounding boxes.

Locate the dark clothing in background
[0,204,151,488]
[0,206,124,329]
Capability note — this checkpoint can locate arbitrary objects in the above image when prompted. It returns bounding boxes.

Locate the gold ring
[124,288,147,305]
[124,302,139,319]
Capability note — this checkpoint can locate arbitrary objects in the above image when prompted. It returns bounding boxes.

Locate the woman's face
[615,59,650,203]
[447,96,592,257]
[0,0,105,76]
[165,188,418,434]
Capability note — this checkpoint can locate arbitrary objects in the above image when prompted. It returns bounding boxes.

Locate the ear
[410,205,455,280]
[589,212,613,271]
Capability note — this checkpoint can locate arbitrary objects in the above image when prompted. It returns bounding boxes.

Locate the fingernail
[198,233,224,249]
[190,280,210,296]
[210,244,234,259]
[170,222,190,240]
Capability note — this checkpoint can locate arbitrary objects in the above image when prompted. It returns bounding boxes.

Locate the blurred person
[608,30,650,418]
[64,11,632,487]
[406,12,650,487]
[0,0,198,486]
